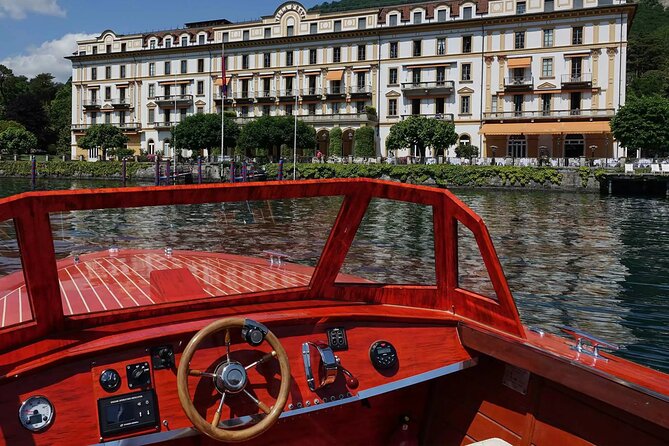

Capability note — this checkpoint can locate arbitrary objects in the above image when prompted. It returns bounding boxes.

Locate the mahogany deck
[0,250,313,328]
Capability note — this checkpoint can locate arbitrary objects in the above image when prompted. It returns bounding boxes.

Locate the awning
[507,57,532,68]
[214,76,231,86]
[282,73,296,77]
[480,121,611,135]
[326,70,344,81]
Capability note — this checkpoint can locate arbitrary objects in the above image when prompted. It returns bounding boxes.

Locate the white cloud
[0,33,96,82]
[0,0,65,19]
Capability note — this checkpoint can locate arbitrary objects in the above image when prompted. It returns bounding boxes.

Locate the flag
[221,42,227,97]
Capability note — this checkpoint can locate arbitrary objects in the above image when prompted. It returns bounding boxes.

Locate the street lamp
[490,145,497,166]
[539,145,547,166]
[589,144,597,167]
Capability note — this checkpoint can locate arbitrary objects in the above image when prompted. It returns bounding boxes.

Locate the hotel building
[68,0,634,161]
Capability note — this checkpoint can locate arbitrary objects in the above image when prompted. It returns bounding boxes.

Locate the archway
[564,134,584,158]
[342,129,355,156]
[317,129,330,157]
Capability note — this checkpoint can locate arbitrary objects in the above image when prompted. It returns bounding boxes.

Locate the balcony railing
[151,95,193,106]
[83,100,101,109]
[350,85,373,95]
[233,113,377,126]
[255,90,276,102]
[149,121,180,129]
[111,97,130,108]
[71,123,141,132]
[326,86,346,96]
[400,113,454,121]
[278,89,299,99]
[482,108,615,120]
[561,73,592,87]
[301,87,322,97]
[504,77,534,90]
[401,81,455,96]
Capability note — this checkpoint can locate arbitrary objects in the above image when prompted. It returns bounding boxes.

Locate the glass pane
[338,199,436,284]
[0,219,33,329]
[50,198,343,316]
[458,222,497,300]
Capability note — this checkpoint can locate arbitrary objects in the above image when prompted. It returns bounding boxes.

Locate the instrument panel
[0,319,472,445]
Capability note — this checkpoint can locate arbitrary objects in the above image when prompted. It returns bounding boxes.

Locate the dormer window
[149,39,156,49]
[413,11,422,24]
[389,14,398,26]
[198,34,205,45]
[165,38,172,48]
[516,1,526,14]
[181,36,188,46]
[463,6,473,19]
[437,9,447,22]
[287,25,294,37]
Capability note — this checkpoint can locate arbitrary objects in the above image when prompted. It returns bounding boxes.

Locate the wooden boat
[0,179,667,445]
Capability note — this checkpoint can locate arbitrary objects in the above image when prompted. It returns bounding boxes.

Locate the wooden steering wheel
[177,317,291,442]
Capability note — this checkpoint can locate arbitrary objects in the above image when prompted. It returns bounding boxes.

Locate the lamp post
[589,144,597,167]
[491,145,497,166]
[539,145,547,166]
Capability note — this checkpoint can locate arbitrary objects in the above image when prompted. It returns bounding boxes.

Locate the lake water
[2,178,668,373]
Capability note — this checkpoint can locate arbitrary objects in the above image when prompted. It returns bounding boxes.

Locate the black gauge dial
[99,369,121,392]
[369,340,398,370]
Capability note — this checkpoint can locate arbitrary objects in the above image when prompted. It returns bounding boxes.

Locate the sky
[0,0,323,82]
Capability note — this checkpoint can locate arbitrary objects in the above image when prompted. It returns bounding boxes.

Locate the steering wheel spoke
[211,392,226,427]
[243,389,271,414]
[188,369,218,379]
[245,351,277,370]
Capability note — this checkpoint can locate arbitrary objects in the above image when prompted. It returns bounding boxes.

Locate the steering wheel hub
[214,362,248,394]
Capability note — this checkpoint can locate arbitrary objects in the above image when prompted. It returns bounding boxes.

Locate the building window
[164,109,171,124]
[334,20,341,32]
[413,11,422,24]
[286,51,294,66]
[242,55,249,69]
[149,40,155,50]
[412,68,421,85]
[263,78,271,95]
[262,105,271,116]
[119,111,126,124]
[164,61,171,75]
[413,40,422,57]
[121,43,126,52]
[437,38,446,55]
[197,59,204,73]
[197,106,204,114]
[461,63,472,81]
[181,60,188,74]
[333,47,341,63]
[461,96,470,114]
[260,53,269,68]
[541,58,553,77]
[180,84,187,96]
[514,31,525,49]
[389,68,398,85]
[387,99,397,116]
[105,86,111,100]
[310,23,317,34]
[544,0,554,11]
[264,27,271,38]
[242,30,249,41]
[436,67,446,84]
[165,38,172,48]
[358,17,366,29]
[516,1,526,14]
[104,112,111,124]
[149,63,155,76]
[181,36,188,46]
[148,109,155,124]
[105,66,111,79]
[91,112,97,125]
[437,9,447,22]
[285,77,294,94]
[90,89,97,103]
[285,104,294,116]
[222,32,229,43]
[358,45,366,61]
[542,93,551,115]
[462,36,472,53]
[241,106,249,116]
[389,14,398,26]
[543,29,554,47]
[390,42,398,58]
[308,103,317,115]
[463,6,472,19]
[164,85,171,96]
[180,109,187,122]
[507,135,527,157]
[309,49,317,65]
[198,34,205,45]
[571,57,583,78]
[572,26,583,45]
[513,94,523,115]
[148,84,155,98]
[436,97,445,114]
[197,81,204,95]
[120,65,126,78]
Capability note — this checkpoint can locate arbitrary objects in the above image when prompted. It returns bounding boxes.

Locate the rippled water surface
[1,178,668,372]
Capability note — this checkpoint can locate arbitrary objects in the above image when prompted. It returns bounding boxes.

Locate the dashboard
[0,317,474,445]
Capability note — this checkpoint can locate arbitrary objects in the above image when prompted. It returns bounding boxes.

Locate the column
[591,49,600,110]
[606,47,617,109]
[485,56,494,113]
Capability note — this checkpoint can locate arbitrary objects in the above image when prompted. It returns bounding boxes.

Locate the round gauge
[19,396,54,432]
[99,369,121,392]
[369,340,398,370]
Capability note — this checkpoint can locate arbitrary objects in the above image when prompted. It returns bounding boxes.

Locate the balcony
[83,99,101,110]
[401,81,455,97]
[350,85,373,97]
[278,89,299,101]
[301,87,322,100]
[149,121,179,129]
[482,108,615,122]
[233,113,377,126]
[255,90,276,103]
[400,113,454,121]
[561,73,592,89]
[504,77,534,91]
[152,95,193,108]
[325,86,346,100]
[118,122,141,132]
[111,97,131,109]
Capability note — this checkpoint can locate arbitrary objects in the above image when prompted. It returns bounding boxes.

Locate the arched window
[459,134,471,146]
[507,135,527,158]
[147,139,155,155]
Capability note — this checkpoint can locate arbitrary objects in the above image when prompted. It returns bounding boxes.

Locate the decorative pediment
[101,104,114,111]
[194,100,207,106]
[537,82,557,89]
[146,102,157,108]
[386,90,401,98]
[457,86,475,94]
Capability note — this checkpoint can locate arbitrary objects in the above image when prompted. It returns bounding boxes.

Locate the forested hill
[309,0,419,13]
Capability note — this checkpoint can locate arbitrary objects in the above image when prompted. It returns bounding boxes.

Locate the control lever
[335,356,359,389]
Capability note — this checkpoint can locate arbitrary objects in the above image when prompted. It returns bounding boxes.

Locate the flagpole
[221,41,226,162]
[293,49,299,180]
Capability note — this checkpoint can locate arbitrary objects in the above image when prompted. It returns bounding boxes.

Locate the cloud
[0,0,65,19]
[0,33,96,82]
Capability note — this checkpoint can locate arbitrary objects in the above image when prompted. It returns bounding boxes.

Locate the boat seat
[469,439,513,446]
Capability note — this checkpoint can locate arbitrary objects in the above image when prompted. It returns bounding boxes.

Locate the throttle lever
[335,356,359,389]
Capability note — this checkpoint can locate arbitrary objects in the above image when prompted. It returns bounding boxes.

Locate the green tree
[329,127,343,156]
[0,65,29,120]
[238,116,316,160]
[48,80,72,156]
[629,70,669,98]
[455,143,480,158]
[78,124,129,160]
[354,126,375,157]
[385,116,458,158]
[0,127,38,155]
[173,113,239,157]
[610,95,669,157]
[0,120,26,133]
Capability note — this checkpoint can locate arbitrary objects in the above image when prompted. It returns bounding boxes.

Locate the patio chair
[651,164,661,174]
[661,163,669,175]
[624,163,634,174]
